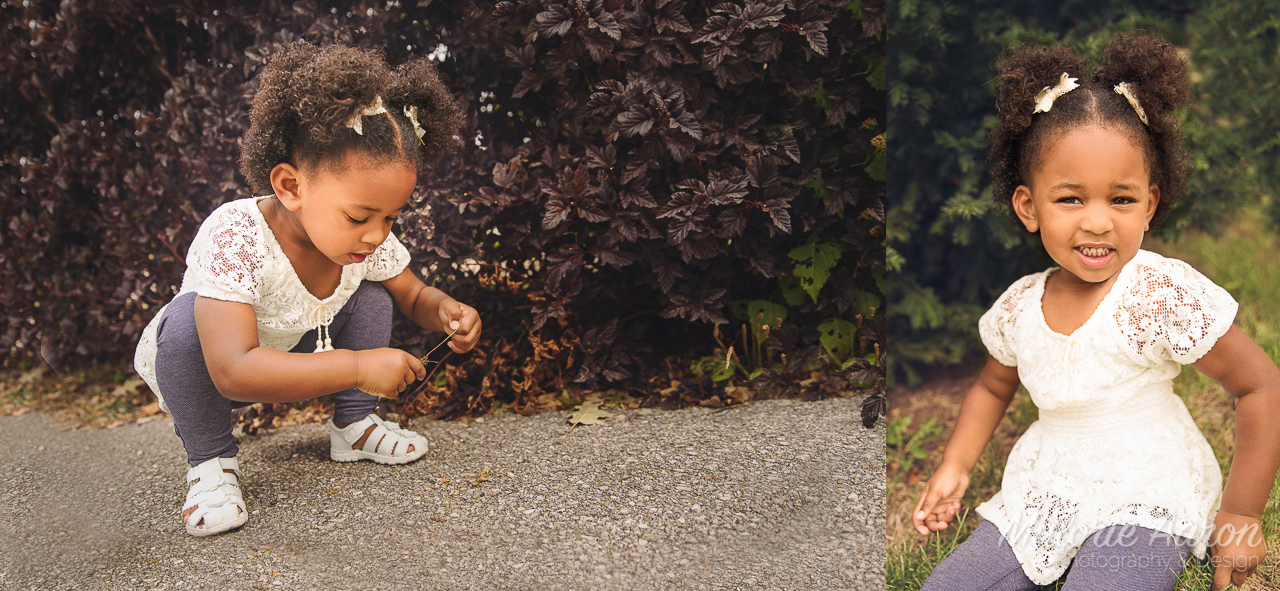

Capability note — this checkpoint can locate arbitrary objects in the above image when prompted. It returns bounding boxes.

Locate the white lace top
[133,196,411,410]
[975,249,1236,584]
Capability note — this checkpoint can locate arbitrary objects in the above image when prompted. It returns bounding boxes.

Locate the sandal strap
[368,414,419,439]
[182,458,245,517]
[337,416,377,446]
[363,422,423,458]
[186,456,241,483]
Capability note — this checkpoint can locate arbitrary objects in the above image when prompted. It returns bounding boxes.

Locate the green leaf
[779,276,807,306]
[818,319,856,363]
[865,146,886,181]
[866,56,886,91]
[807,87,834,111]
[804,174,833,199]
[747,300,788,344]
[789,239,844,303]
[856,290,882,316]
[711,360,735,382]
[842,0,869,19]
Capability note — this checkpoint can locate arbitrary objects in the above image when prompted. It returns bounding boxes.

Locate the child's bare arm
[381,268,481,353]
[913,356,1021,534]
[940,357,1022,472]
[1193,325,1280,516]
[194,296,424,402]
[1192,325,1280,590]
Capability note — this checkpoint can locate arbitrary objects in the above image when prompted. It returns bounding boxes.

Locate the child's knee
[155,292,203,356]
[353,281,393,315]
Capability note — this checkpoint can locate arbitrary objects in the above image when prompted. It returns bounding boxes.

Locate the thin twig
[401,328,460,410]
[420,326,461,365]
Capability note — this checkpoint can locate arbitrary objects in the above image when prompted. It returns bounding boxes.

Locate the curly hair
[239,42,463,194]
[989,31,1191,228]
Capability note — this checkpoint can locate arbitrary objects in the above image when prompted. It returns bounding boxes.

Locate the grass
[887,211,1280,590]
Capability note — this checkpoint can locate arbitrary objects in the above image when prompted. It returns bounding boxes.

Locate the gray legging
[920,520,1194,591]
[154,281,391,466]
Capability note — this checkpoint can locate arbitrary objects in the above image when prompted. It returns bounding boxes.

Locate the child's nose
[1080,204,1113,234]
[362,224,388,246]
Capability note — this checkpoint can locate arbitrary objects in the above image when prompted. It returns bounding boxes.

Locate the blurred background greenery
[888,0,1280,386]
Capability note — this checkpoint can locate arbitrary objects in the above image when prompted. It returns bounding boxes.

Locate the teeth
[1079,247,1111,258]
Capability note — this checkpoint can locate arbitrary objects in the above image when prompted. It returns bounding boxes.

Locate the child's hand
[354,348,426,399]
[913,461,970,535]
[1210,510,1266,591]
[437,300,481,353]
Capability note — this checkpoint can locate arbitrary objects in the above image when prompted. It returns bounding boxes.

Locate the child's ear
[270,163,304,212]
[1145,184,1160,230]
[1012,185,1039,233]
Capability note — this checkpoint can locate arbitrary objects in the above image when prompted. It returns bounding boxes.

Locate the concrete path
[0,396,884,590]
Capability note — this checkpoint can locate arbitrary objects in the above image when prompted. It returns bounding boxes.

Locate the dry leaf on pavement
[568,402,613,425]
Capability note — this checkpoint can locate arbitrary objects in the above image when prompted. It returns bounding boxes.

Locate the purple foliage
[2,0,884,401]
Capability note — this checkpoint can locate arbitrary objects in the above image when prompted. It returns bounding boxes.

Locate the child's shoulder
[202,196,265,223]
[1125,249,1226,293]
[1114,250,1239,364]
[193,196,268,237]
[991,267,1051,307]
[188,197,271,259]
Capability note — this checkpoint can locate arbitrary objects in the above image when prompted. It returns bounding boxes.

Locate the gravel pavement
[0,396,884,591]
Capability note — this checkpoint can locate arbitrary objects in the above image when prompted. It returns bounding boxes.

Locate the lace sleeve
[363,231,412,282]
[182,203,265,304]
[1112,254,1238,365]
[978,273,1042,367]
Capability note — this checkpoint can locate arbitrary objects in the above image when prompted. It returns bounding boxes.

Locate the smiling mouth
[1074,246,1115,268]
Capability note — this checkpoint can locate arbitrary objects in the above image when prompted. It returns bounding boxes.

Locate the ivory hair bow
[404,106,426,144]
[1033,72,1080,114]
[345,95,388,135]
[1113,82,1149,125]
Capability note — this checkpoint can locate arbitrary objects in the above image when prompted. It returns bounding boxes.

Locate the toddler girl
[914,31,1280,590]
[133,42,479,537]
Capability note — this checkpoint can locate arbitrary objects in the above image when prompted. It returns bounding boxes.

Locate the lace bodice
[974,249,1236,584]
[134,196,411,406]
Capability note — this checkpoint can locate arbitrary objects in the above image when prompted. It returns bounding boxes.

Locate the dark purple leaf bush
[2,0,884,416]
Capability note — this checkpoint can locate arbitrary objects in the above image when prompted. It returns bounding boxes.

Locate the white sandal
[182,457,247,537]
[330,414,428,465]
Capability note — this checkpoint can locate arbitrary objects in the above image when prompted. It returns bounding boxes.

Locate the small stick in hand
[420,326,460,365]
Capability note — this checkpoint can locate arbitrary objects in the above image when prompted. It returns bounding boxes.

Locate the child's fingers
[913,489,943,534]
[444,308,481,353]
[447,331,479,353]
[914,487,944,521]
[926,503,958,530]
[1211,562,1230,591]
[915,496,960,535]
[408,353,427,381]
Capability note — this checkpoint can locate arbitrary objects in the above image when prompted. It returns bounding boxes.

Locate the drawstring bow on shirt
[307,303,336,352]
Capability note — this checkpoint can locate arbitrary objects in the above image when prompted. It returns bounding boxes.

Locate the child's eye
[1111,196,1137,205]
[1055,196,1082,204]
[347,215,368,224]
